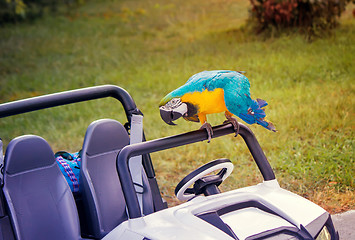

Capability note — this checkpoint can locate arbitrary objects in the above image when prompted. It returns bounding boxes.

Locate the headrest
[83,119,130,156]
[4,135,55,175]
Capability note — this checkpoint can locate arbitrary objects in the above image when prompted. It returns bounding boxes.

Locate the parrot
[159,70,276,142]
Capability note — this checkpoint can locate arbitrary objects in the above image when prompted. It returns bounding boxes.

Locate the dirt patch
[306,188,355,214]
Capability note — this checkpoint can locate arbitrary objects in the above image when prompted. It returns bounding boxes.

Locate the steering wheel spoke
[175,159,234,201]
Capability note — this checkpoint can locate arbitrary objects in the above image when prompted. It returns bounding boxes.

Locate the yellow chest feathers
[180,88,227,114]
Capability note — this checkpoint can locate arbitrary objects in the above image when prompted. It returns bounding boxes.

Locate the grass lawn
[0,0,354,213]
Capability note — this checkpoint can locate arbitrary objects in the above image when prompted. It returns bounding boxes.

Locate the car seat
[79,119,154,238]
[3,135,83,240]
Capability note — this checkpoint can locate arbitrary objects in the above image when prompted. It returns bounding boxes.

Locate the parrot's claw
[200,122,213,143]
[223,116,240,137]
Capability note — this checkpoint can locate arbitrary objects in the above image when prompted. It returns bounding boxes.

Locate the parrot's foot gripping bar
[222,118,240,137]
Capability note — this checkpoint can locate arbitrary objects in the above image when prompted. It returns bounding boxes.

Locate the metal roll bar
[0,85,139,121]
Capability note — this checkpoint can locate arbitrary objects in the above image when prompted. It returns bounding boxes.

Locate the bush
[0,0,84,24]
[249,0,350,37]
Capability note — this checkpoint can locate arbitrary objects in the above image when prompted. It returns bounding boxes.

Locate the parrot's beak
[159,103,187,125]
[159,107,179,125]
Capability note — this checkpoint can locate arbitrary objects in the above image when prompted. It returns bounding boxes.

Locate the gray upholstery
[80,119,154,238]
[3,135,82,240]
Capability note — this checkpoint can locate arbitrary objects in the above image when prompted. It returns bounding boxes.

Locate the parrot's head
[159,97,188,125]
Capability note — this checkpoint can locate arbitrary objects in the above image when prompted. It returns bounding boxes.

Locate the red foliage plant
[250,0,350,36]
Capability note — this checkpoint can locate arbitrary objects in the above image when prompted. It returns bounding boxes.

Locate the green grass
[0,0,354,212]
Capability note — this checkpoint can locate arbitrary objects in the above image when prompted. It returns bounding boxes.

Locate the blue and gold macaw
[159,70,276,141]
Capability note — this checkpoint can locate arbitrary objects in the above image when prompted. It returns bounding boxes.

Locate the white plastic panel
[220,207,294,239]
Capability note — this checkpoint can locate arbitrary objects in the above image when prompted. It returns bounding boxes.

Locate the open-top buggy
[0,85,338,240]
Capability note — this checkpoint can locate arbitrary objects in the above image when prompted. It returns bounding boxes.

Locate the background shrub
[249,0,351,37]
[0,0,84,24]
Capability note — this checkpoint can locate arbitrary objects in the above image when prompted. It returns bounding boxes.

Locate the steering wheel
[175,159,234,201]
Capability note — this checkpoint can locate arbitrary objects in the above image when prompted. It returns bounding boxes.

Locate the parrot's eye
[169,98,181,107]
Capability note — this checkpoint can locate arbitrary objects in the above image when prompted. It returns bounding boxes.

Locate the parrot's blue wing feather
[221,72,251,115]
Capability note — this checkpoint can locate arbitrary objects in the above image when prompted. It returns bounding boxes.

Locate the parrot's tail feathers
[256,98,268,108]
[257,119,277,132]
[266,121,277,132]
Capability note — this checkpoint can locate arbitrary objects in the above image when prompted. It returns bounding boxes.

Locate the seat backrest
[3,135,82,240]
[80,119,153,238]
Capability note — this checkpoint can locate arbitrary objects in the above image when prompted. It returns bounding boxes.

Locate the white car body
[104,180,327,240]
